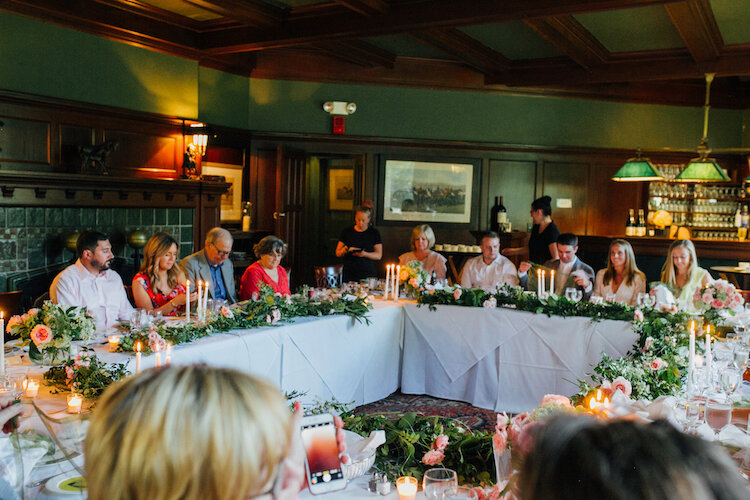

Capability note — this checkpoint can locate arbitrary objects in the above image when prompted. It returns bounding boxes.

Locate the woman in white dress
[660,239,712,308]
[593,239,646,306]
[398,224,447,279]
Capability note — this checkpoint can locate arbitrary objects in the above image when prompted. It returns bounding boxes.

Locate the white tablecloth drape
[400,304,637,413]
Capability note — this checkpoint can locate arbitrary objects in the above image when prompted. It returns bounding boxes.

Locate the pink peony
[453,288,462,300]
[611,376,632,397]
[492,430,507,451]
[649,357,668,371]
[5,315,22,333]
[633,309,644,322]
[421,449,445,466]
[540,394,572,408]
[220,305,233,318]
[433,434,449,451]
[30,324,52,346]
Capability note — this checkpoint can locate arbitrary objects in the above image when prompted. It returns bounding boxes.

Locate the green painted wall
[0,11,744,151]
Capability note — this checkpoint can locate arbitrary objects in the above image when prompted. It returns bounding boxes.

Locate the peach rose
[453,288,462,300]
[409,278,419,288]
[633,309,644,322]
[433,434,449,451]
[540,394,572,408]
[30,324,52,346]
[492,430,507,451]
[220,305,233,318]
[421,449,445,466]
[611,376,632,397]
[649,357,668,371]
[5,315,22,333]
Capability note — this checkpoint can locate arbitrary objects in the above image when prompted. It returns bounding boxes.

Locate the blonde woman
[593,239,646,305]
[86,365,305,500]
[132,232,196,316]
[660,239,712,304]
[398,224,447,279]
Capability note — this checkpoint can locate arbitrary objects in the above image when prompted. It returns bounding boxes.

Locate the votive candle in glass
[396,476,417,500]
[108,335,120,352]
[66,393,83,414]
[23,378,39,398]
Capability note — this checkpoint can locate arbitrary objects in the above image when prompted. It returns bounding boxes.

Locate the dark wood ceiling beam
[313,40,395,68]
[335,0,389,16]
[665,0,723,70]
[411,28,510,74]
[203,0,683,54]
[184,0,283,29]
[523,16,609,69]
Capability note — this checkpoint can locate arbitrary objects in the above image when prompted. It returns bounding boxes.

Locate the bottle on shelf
[740,205,750,242]
[489,196,507,232]
[625,209,635,237]
[736,206,743,228]
[241,201,252,232]
[637,209,646,237]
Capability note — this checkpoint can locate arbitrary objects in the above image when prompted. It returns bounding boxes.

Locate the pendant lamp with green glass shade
[675,73,731,183]
[612,148,664,181]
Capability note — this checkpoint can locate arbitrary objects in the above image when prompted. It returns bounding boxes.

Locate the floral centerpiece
[400,260,431,298]
[44,348,129,398]
[693,279,744,328]
[7,302,96,364]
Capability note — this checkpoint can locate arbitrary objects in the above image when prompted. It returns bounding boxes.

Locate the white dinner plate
[42,470,87,496]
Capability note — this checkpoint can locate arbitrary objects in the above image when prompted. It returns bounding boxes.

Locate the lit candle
[66,393,83,414]
[395,476,417,500]
[537,269,541,295]
[154,344,162,368]
[196,280,203,320]
[135,342,142,374]
[0,311,4,379]
[394,265,400,301]
[23,378,39,398]
[705,333,712,377]
[202,280,210,319]
[185,280,191,321]
[385,264,391,299]
[165,343,172,366]
[688,321,695,394]
[541,270,546,298]
[550,270,555,296]
[108,335,120,352]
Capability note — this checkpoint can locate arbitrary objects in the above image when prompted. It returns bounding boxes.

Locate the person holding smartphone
[336,201,383,283]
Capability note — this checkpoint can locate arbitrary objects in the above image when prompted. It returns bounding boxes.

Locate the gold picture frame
[202,162,244,222]
[328,168,354,211]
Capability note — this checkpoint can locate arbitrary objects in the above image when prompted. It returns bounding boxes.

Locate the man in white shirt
[50,231,134,331]
[459,232,519,291]
[519,233,595,299]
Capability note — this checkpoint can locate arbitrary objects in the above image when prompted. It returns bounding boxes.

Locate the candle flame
[136,342,141,353]
[596,389,602,399]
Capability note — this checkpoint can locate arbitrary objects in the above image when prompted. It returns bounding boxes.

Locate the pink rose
[643,336,653,351]
[220,305,233,318]
[5,315,22,333]
[73,352,90,369]
[702,291,714,303]
[496,412,509,430]
[409,278,419,288]
[421,449,445,466]
[65,366,74,381]
[272,308,281,322]
[472,487,487,500]
[30,324,52,346]
[599,380,614,399]
[27,308,39,317]
[453,288,462,300]
[483,298,497,308]
[611,376,632,397]
[540,394,572,408]
[433,434,449,451]
[633,309,644,322]
[508,412,530,443]
[514,420,542,456]
[712,298,723,309]
[649,357,667,371]
[492,430,507,451]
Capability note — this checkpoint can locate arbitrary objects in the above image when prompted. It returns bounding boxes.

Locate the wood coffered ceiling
[4,0,750,108]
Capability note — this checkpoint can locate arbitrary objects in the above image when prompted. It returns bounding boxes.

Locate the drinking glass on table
[605,293,617,303]
[564,287,582,303]
[423,468,458,500]
[705,393,732,438]
[719,367,742,397]
[440,486,478,500]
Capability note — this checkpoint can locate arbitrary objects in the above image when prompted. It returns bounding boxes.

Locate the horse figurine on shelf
[79,140,118,175]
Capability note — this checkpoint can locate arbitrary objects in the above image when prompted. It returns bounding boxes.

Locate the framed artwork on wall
[378,158,479,225]
[202,162,243,222]
[328,168,355,211]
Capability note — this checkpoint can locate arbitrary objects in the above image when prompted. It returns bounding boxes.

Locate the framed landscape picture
[202,162,243,222]
[379,158,478,225]
[328,168,355,211]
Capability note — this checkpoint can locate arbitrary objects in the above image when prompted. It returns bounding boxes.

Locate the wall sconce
[187,122,209,157]
[181,121,210,179]
[322,101,356,134]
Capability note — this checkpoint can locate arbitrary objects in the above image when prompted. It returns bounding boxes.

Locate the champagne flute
[705,394,731,439]
[423,468,458,500]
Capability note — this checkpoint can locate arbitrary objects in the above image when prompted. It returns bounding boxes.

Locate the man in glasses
[181,227,238,304]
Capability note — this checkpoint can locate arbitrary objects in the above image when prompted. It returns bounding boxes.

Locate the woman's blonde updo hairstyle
[85,365,293,500]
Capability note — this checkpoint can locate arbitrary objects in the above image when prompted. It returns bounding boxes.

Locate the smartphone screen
[300,418,344,489]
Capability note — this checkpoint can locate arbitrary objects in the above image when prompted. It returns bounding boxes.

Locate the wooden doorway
[275,145,307,290]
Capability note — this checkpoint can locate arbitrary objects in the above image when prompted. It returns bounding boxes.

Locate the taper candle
[550,270,555,296]
[135,342,142,374]
[185,280,191,321]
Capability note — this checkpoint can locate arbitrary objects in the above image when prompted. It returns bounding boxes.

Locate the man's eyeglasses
[211,242,232,257]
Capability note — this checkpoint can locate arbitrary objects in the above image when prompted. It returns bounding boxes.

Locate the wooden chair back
[314,265,343,288]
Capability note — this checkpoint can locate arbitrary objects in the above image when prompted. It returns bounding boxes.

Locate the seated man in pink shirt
[50,231,134,331]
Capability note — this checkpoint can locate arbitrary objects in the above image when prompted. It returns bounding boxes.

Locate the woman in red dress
[132,232,196,315]
[239,236,291,299]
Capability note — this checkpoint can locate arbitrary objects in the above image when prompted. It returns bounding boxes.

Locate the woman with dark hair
[528,195,560,264]
[132,232,196,316]
[520,415,748,500]
[239,235,291,298]
[335,201,383,283]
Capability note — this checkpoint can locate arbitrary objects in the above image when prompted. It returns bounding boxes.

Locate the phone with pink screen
[300,414,346,494]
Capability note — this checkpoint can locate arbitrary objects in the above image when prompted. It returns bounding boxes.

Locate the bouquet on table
[400,260,431,297]
[7,301,95,364]
[693,279,744,326]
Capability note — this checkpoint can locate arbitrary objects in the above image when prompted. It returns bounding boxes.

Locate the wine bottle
[626,209,635,237]
[489,196,501,232]
[637,209,646,237]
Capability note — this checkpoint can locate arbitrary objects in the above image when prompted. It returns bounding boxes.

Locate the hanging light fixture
[612,148,663,181]
[675,73,730,182]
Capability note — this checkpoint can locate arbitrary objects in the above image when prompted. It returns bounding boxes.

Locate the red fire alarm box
[332,116,345,134]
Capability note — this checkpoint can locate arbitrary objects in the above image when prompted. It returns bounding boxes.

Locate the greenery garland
[44,347,130,399]
[119,285,372,353]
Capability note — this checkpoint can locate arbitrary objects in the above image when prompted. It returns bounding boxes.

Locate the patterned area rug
[354,391,498,433]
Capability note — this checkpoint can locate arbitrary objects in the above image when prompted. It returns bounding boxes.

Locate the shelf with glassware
[646,165,748,241]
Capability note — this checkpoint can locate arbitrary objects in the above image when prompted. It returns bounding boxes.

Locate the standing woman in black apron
[335,201,383,283]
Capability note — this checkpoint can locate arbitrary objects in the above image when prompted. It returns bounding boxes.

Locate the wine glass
[719,368,742,397]
[423,468,458,500]
[440,486,478,500]
[564,287,576,302]
[705,394,732,439]
[732,345,749,371]
[636,292,649,308]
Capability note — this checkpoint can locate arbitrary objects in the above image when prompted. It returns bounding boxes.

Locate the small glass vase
[494,448,512,484]
[29,343,69,366]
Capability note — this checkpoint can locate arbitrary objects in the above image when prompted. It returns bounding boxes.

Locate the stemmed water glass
[705,393,732,439]
[423,468,458,500]
[565,287,582,303]
[637,292,655,308]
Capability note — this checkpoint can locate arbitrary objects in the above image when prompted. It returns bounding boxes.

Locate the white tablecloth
[400,304,637,413]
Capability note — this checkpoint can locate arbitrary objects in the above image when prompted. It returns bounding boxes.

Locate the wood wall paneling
[586,161,643,237]
[60,124,95,173]
[251,149,277,232]
[541,161,589,236]
[487,159,537,233]
[104,129,181,178]
[0,116,51,170]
